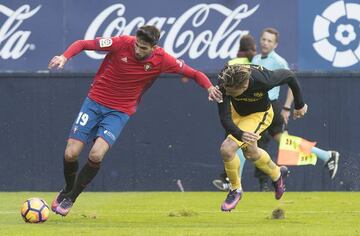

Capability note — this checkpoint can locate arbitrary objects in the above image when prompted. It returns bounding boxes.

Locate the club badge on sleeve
[99,38,113,48]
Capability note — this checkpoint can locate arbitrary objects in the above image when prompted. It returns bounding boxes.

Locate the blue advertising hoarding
[298,0,360,70]
[0,0,296,72]
[1,0,359,72]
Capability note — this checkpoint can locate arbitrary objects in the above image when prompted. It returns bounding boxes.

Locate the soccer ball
[20,198,50,223]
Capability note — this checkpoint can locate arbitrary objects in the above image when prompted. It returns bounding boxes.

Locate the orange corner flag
[277,133,317,166]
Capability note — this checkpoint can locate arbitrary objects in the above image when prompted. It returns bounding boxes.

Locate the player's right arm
[218,94,244,141]
[48,37,123,69]
[218,94,259,143]
[161,52,222,102]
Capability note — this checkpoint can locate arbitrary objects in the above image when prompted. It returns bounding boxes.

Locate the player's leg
[52,139,84,212]
[238,104,288,200]
[255,99,285,191]
[247,140,289,200]
[219,137,243,211]
[227,104,275,187]
[212,133,233,191]
[255,132,271,191]
[221,138,242,191]
[63,140,84,192]
[52,97,99,212]
[212,150,246,191]
[67,109,129,202]
[56,107,129,216]
[244,144,288,200]
[219,105,274,211]
[56,138,109,216]
[311,147,339,179]
[244,144,280,182]
[236,104,277,181]
[69,137,109,200]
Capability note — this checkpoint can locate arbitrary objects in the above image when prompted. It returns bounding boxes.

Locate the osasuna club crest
[144,63,152,71]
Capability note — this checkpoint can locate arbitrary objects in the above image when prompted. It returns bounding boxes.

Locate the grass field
[1,192,359,236]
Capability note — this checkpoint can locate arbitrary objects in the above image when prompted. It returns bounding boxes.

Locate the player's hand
[281,109,291,125]
[208,85,223,103]
[48,55,67,70]
[241,131,260,144]
[293,104,308,120]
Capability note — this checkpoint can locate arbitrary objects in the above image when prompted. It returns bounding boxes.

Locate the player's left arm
[267,69,307,119]
[162,53,222,102]
[276,59,294,124]
[281,88,294,124]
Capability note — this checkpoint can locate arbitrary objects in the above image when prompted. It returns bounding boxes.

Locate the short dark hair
[237,34,256,59]
[218,65,251,88]
[239,34,256,52]
[136,25,160,46]
[261,27,280,42]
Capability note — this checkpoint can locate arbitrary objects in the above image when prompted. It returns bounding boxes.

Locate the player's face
[134,38,155,60]
[260,32,278,56]
[224,79,250,97]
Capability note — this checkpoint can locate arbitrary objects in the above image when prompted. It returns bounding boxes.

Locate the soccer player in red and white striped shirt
[48,25,222,216]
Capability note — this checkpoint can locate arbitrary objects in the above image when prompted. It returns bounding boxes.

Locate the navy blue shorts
[69,97,129,147]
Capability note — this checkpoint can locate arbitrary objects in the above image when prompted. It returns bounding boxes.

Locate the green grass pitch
[1,192,359,235]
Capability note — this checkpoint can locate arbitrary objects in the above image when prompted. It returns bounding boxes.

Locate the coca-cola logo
[84,3,259,60]
[0,4,41,60]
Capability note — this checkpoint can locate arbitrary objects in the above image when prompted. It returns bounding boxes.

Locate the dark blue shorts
[69,97,129,146]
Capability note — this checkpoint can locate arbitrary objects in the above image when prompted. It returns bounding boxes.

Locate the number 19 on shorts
[76,112,89,126]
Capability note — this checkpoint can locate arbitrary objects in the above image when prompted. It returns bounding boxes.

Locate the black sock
[67,159,100,202]
[63,158,79,193]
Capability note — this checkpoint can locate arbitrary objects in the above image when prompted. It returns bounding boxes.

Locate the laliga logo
[0,4,41,60]
[313,1,360,68]
[85,3,259,60]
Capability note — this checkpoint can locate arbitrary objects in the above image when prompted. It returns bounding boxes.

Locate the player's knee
[88,148,105,163]
[220,142,235,161]
[64,146,80,161]
[243,146,261,161]
[64,139,84,161]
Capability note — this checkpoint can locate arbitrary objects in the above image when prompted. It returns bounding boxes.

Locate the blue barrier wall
[1,73,359,191]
